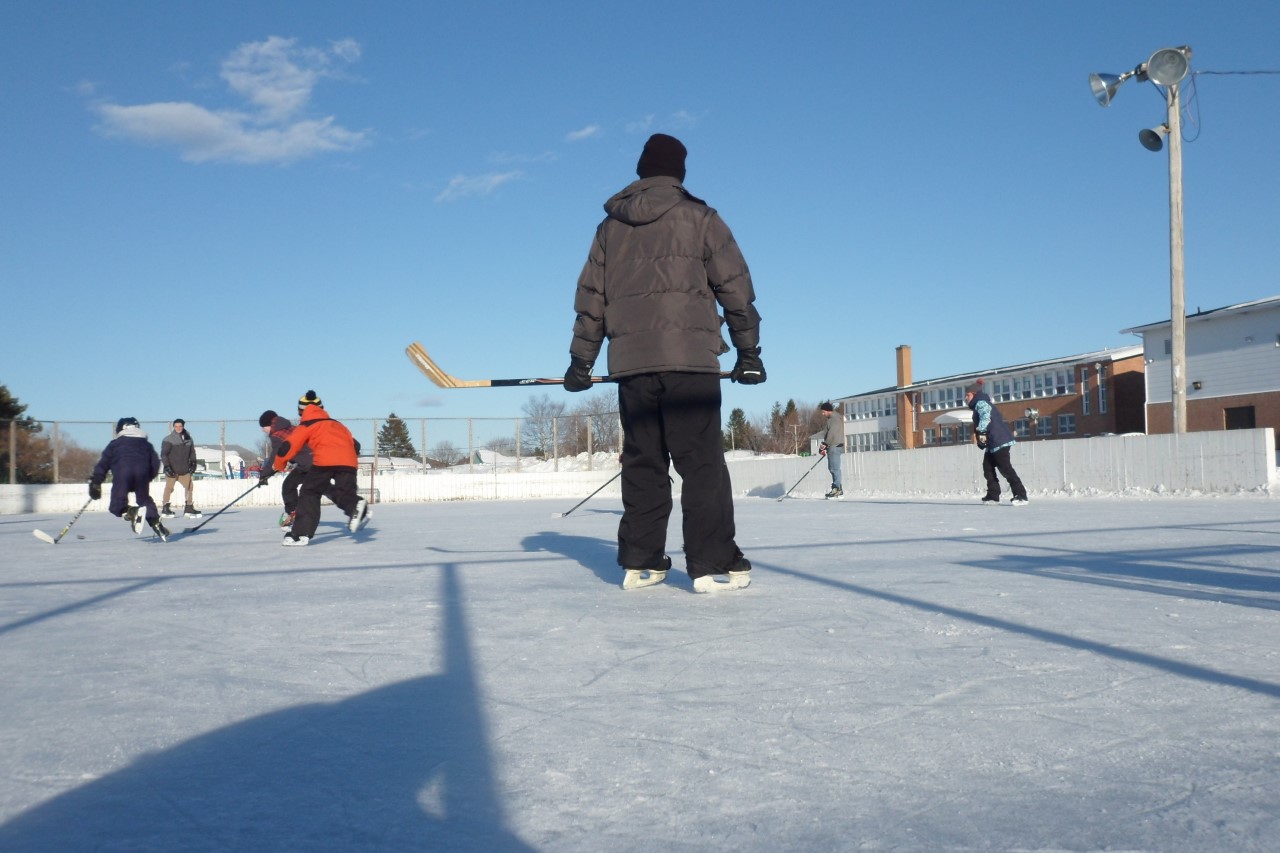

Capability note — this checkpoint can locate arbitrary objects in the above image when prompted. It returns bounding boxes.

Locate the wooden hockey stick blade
[33,529,57,544]
[406,342,605,388]
[407,341,733,389]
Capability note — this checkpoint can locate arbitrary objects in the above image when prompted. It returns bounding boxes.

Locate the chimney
[895,345,912,388]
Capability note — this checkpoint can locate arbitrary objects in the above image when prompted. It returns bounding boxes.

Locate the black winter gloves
[257,472,272,487]
[164,466,175,478]
[731,347,766,384]
[975,431,988,449]
[564,358,594,392]
[88,481,102,500]
[819,442,828,457]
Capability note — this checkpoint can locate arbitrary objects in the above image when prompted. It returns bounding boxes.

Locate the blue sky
[4,1,1279,442]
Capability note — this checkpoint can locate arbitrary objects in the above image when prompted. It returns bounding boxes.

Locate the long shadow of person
[0,564,535,852]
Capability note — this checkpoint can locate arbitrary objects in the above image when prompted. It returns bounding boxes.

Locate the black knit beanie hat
[636,133,687,182]
[966,379,985,396]
[259,410,278,428]
[820,401,835,412]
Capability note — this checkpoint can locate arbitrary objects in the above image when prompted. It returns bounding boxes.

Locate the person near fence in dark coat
[160,418,201,519]
[89,417,170,539]
[966,379,1029,506]
[564,133,764,593]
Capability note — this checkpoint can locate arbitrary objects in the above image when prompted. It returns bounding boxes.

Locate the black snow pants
[291,466,361,539]
[616,372,741,579]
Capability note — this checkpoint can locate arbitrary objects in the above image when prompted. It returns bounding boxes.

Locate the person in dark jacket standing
[159,418,201,519]
[257,408,341,529]
[89,417,170,539]
[273,391,369,546]
[819,401,846,499]
[965,379,1029,505]
[564,133,764,593]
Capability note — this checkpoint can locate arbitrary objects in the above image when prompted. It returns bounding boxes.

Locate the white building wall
[1141,305,1280,403]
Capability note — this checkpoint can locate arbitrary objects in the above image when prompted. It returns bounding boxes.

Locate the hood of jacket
[603,177,702,226]
[298,404,329,423]
[116,425,148,440]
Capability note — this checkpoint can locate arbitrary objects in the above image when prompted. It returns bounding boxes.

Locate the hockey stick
[181,483,260,535]
[777,454,826,501]
[407,342,733,388]
[552,470,622,518]
[33,498,95,544]
[407,342,605,388]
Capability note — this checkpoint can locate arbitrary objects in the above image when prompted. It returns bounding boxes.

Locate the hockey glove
[731,347,766,384]
[88,481,102,500]
[164,466,175,477]
[975,431,988,449]
[563,358,594,393]
[257,473,272,487]
[819,442,828,457]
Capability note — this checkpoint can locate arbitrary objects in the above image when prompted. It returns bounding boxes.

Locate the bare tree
[520,393,566,459]
[430,440,464,466]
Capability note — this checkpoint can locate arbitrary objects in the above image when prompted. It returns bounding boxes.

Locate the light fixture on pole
[1089,45,1192,434]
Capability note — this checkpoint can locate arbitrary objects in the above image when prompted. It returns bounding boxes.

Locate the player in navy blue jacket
[89,417,170,539]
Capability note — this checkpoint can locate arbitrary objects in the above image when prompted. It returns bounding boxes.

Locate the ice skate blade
[693,571,751,593]
[622,569,667,590]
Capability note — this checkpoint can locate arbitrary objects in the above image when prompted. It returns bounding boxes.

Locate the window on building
[1098,365,1108,414]
[1013,418,1030,438]
[1058,414,1076,435]
[1163,338,1171,355]
[1056,371,1068,395]
[1037,418,1053,437]
[940,426,954,444]
[1081,366,1091,415]
[923,428,936,445]
[1034,374,1044,397]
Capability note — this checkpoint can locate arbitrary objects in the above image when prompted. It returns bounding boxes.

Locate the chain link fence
[2,413,622,485]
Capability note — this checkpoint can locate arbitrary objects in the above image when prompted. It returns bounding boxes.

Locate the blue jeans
[826,445,843,490]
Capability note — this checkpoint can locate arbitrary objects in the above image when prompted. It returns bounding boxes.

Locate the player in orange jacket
[274,390,370,545]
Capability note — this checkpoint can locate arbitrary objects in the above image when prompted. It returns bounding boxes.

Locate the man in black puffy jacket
[565,133,764,593]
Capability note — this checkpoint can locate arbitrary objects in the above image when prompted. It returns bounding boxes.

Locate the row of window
[849,365,1109,420]
[917,414,1078,446]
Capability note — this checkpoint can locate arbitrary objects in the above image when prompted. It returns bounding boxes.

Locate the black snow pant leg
[281,467,306,514]
[982,453,1002,499]
[326,468,361,517]
[617,375,674,571]
[990,446,1027,500]
[291,469,330,539]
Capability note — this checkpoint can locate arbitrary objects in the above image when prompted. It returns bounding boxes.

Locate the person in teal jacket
[966,379,1029,505]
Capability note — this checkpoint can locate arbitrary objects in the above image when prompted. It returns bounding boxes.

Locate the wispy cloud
[566,124,601,142]
[626,111,700,135]
[90,36,367,165]
[434,171,522,203]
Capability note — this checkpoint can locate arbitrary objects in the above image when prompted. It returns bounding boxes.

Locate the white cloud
[434,172,522,203]
[566,124,601,142]
[90,36,366,165]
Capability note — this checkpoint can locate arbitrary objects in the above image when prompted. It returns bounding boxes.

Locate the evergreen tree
[1,384,43,484]
[376,413,418,458]
[724,407,752,451]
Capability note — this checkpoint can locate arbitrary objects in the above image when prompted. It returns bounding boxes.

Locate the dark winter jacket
[570,176,761,378]
[274,405,360,472]
[160,428,197,476]
[91,425,160,485]
[262,415,316,472]
[968,392,1016,452]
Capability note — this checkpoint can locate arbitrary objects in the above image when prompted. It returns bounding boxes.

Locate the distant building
[833,344,1146,452]
[1121,294,1280,442]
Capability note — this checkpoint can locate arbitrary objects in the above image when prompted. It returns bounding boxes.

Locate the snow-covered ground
[2,493,1279,851]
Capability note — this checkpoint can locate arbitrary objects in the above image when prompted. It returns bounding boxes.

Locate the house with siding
[1120,294,1280,444]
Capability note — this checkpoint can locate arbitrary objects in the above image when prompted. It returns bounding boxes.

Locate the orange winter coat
[273,404,359,471]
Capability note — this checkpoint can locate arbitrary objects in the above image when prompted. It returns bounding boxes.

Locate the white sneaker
[282,535,310,547]
[1011,498,1029,506]
[348,498,369,533]
[692,571,752,593]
